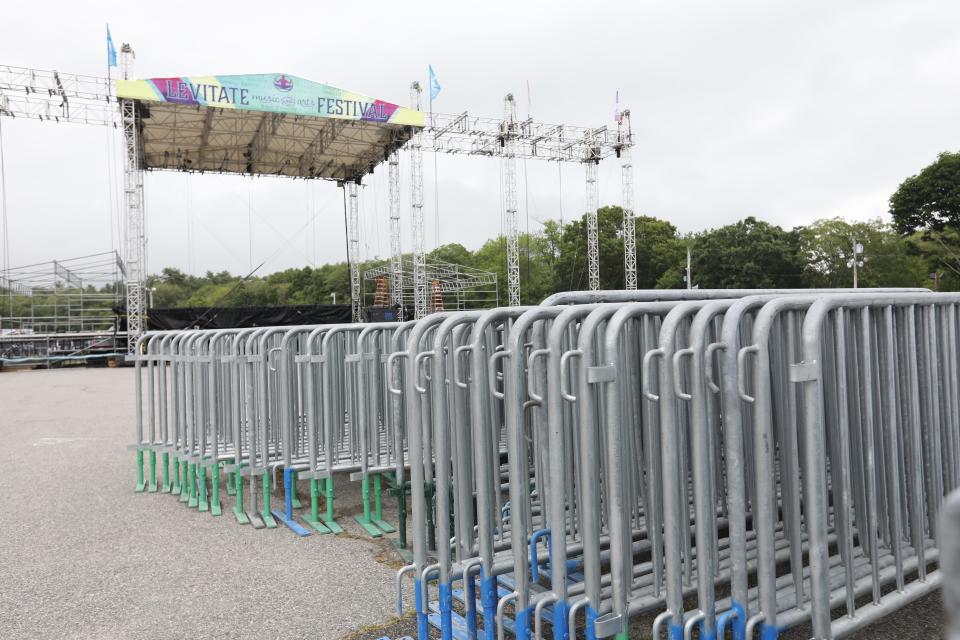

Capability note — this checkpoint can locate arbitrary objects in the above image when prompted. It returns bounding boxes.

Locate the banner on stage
[116,73,423,127]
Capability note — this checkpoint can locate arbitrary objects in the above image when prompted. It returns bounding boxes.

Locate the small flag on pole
[106,25,117,68]
[614,90,622,123]
[428,65,441,101]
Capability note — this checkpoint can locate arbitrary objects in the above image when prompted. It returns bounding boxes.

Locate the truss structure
[120,45,147,346]
[411,101,632,305]
[0,56,636,346]
[0,64,117,126]
[409,83,428,319]
[363,258,498,314]
[345,180,362,323]
[501,95,521,305]
[619,111,637,290]
[585,157,600,291]
[387,151,403,307]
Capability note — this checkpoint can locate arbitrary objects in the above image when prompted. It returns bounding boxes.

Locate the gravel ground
[0,366,412,640]
[0,366,946,639]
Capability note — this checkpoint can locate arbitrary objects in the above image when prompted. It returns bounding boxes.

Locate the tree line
[146,151,960,308]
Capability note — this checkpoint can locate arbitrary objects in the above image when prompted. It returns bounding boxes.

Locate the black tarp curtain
[146,304,352,330]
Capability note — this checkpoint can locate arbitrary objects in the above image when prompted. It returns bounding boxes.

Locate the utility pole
[686,243,692,290]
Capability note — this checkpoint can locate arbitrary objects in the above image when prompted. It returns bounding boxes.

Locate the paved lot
[0,366,945,639]
[0,367,409,640]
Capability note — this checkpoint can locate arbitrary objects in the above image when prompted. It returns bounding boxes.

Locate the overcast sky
[1,0,958,277]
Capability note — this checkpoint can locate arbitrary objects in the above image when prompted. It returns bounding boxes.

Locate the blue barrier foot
[271,509,311,537]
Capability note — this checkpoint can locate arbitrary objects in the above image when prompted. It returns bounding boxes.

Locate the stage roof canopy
[115,73,423,181]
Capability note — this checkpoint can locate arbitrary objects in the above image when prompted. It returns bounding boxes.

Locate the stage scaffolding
[0,251,125,363]
[363,258,498,314]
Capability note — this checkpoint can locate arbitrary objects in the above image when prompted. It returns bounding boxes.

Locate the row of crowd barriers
[388,288,956,640]
[131,288,956,639]
[132,322,410,537]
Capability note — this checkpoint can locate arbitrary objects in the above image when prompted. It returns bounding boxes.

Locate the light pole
[847,241,864,288]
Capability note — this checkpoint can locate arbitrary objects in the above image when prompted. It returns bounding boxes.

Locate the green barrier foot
[373,519,397,534]
[225,475,236,496]
[322,518,344,534]
[171,459,182,495]
[148,450,158,493]
[233,506,250,525]
[179,462,190,503]
[135,449,145,492]
[261,510,277,529]
[161,453,171,493]
[210,499,222,517]
[302,515,331,534]
[355,515,383,537]
[197,467,209,512]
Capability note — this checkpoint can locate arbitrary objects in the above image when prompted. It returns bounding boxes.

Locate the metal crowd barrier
[132,322,406,537]
[389,288,955,640]
[130,288,954,640]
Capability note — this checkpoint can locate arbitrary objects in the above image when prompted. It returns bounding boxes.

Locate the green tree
[889,151,960,234]
[906,228,960,291]
[663,217,805,289]
[799,218,927,288]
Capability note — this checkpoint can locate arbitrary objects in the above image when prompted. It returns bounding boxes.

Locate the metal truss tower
[501,94,521,306]
[619,110,637,290]
[387,152,403,307]
[346,180,362,323]
[120,44,147,349]
[409,82,427,319]
[585,155,600,291]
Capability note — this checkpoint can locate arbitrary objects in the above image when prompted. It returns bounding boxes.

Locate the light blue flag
[106,25,117,67]
[428,65,441,101]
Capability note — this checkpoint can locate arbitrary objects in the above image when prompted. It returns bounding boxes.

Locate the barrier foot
[233,470,248,523]
[247,511,266,529]
[135,449,146,492]
[356,475,382,537]
[323,517,344,534]
[161,452,170,492]
[303,478,331,533]
[355,515,383,537]
[198,465,210,513]
[179,461,190,503]
[272,509,311,537]
[187,463,199,508]
[373,474,396,533]
[148,450,158,493]
[261,474,277,528]
[302,516,331,533]
[323,476,343,534]
[171,457,181,495]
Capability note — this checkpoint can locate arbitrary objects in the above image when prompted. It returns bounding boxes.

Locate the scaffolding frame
[363,258,498,314]
[0,251,125,361]
[0,56,636,346]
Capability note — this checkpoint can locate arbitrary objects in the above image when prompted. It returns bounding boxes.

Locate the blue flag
[428,65,441,101]
[107,25,117,68]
